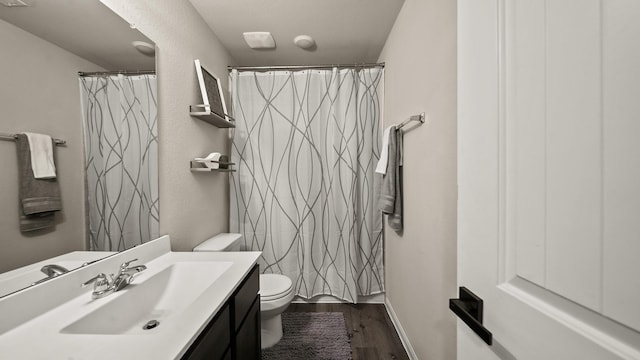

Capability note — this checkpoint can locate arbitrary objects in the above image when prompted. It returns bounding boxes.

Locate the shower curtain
[79,74,158,252]
[230,68,384,303]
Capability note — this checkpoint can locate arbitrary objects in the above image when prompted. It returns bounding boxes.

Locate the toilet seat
[260,274,293,301]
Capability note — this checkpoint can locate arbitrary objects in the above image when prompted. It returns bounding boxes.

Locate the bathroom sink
[0,235,262,359]
[61,261,232,335]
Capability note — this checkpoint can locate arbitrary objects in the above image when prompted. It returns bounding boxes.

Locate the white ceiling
[1,0,403,69]
[189,0,405,66]
[0,0,154,70]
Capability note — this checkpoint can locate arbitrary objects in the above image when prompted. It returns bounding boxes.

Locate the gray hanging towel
[15,134,62,232]
[379,126,403,232]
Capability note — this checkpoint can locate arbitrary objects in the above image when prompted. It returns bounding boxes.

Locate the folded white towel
[24,132,56,179]
[195,152,222,169]
[375,126,393,174]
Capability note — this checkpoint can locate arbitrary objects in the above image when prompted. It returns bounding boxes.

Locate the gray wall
[0,19,103,273]
[378,0,458,358]
[100,0,235,251]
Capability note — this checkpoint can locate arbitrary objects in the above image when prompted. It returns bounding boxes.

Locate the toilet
[193,233,294,349]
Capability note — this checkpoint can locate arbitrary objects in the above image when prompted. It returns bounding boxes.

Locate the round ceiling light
[293,35,316,50]
[132,41,155,57]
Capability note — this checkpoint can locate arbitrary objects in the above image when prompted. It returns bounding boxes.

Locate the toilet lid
[260,274,293,301]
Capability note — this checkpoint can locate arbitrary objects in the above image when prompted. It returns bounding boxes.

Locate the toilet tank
[193,233,243,252]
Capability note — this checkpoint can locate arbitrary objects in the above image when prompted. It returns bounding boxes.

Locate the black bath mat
[261,312,352,360]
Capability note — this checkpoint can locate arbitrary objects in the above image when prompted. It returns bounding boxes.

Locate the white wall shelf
[189,105,235,128]
[190,160,235,173]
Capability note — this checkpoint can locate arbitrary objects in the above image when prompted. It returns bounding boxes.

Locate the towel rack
[397,112,426,130]
[0,133,66,146]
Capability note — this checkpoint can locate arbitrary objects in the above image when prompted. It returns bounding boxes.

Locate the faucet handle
[82,273,111,291]
[119,258,139,270]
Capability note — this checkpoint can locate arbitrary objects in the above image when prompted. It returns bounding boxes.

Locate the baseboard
[291,293,385,304]
[385,298,419,360]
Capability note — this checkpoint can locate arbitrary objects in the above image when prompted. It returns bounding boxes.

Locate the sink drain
[142,320,160,330]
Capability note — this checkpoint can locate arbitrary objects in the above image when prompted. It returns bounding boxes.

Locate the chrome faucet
[31,264,71,285]
[41,264,69,277]
[81,258,147,299]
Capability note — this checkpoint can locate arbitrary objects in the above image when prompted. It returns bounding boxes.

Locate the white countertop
[0,236,260,359]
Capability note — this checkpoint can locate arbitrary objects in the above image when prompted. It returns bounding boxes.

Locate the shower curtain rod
[228,63,385,72]
[78,70,155,77]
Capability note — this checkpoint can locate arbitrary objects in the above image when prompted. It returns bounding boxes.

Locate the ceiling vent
[243,32,276,50]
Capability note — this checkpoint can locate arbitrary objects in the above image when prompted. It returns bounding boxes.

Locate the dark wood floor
[285,303,410,360]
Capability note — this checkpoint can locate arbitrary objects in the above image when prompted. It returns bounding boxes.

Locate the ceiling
[1,0,403,69]
[0,0,154,70]
[189,0,405,66]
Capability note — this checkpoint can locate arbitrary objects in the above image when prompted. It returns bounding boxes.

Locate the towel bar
[0,133,66,146]
[397,112,425,130]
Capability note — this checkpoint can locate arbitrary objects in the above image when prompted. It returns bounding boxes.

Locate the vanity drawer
[234,295,261,360]
[182,303,230,360]
[233,264,259,332]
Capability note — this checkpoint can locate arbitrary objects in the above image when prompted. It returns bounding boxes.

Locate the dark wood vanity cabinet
[234,296,261,360]
[183,264,261,360]
[182,304,231,359]
[232,264,261,360]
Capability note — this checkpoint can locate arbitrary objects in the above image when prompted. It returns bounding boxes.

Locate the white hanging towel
[375,126,393,174]
[24,132,56,179]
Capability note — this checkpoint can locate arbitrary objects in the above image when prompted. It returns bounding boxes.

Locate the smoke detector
[243,32,276,50]
[0,0,29,7]
[132,41,155,57]
[293,35,316,50]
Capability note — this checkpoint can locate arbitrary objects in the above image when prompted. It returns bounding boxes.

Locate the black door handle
[449,286,493,345]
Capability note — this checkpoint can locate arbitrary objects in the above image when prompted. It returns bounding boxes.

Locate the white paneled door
[457,0,640,358]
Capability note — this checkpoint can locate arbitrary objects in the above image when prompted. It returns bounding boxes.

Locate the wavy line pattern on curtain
[79,74,159,252]
[230,68,384,303]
